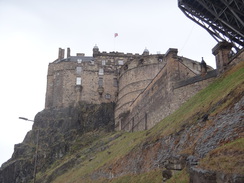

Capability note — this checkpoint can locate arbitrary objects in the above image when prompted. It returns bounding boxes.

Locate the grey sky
[0,0,217,166]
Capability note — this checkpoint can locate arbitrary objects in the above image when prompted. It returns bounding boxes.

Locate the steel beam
[178,0,244,50]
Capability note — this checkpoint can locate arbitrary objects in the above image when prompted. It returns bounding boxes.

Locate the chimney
[58,48,65,60]
[61,48,65,59]
[67,48,71,58]
[58,48,62,60]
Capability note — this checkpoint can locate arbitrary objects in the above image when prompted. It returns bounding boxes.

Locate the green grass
[149,61,244,139]
[89,169,162,183]
[52,131,149,183]
[166,169,189,183]
[39,62,244,182]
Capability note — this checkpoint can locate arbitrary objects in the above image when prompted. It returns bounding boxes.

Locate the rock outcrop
[0,102,115,183]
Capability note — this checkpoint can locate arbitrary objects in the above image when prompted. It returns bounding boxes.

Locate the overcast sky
[0,0,217,166]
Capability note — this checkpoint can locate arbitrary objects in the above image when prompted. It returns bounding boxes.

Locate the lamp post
[19,117,39,183]
[19,117,34,122]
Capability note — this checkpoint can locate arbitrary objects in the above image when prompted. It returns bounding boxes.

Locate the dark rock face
[190,167,217,183]
[162,169,172,180]
[0,102,115,183]
[189,167,244,183]
[0,160,33,183]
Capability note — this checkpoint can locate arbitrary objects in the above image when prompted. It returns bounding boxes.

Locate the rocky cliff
[0,62,243,183]
[0,102,115,183]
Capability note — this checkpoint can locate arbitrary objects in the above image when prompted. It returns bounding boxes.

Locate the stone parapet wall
[174,70,217,89]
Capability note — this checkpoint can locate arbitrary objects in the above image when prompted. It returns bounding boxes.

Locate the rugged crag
[0,102,115,183]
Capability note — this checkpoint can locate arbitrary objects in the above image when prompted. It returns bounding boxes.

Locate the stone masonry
[45,43,237,131]
[118,49,216,131]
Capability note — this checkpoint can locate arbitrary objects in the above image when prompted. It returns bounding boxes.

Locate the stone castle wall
[118,49,216,131]
[115,54,166,129]
[45,43,240,132]
[45,47,168,111]
[45,47,159,109]
[118,44,243,132]
[114,49,210,130]
[46,61,101,108]
[45,50,123,108]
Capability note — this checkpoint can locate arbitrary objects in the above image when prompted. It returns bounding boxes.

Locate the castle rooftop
[54,55,93,63]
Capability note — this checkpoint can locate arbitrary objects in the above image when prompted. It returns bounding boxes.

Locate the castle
[45,42,237,131]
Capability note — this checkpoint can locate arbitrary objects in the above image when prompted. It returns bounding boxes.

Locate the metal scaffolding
[178,0,244,50]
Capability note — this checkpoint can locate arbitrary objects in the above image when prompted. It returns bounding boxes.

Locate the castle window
[113,78,118,87]
[76,67,82,74]
[99,68,104,75]
[76,77,82,85]
[98,77,103,86]
[118,60,124,65]
[77,59,82,63]
[102,60,106,66]
[105,93,111,99]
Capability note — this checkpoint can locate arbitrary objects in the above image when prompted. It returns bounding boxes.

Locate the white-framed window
[76,77,82,85]
[102,60,106,66]
[118,60,124,65]
[76,67,82,74]
[77,59,82,63]
[99,68,104,75]
[98,77,103,86]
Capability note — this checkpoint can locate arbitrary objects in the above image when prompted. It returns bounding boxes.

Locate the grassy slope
[199,138,244,174]
[40,61,244,183]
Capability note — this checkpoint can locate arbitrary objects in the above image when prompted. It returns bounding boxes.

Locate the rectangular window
[76,77,82,85]
[76,67,82,74]
[77,59,82,63]
[102,60,106,65]
[113,78,118,87]
[105,94,111,99]
[118,60,124,65]
[98,77,103,86]
[99,68,104,75]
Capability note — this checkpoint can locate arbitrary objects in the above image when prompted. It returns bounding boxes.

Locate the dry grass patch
[199,138,244,174]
